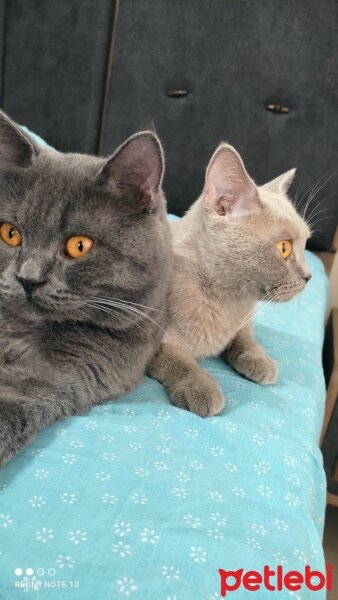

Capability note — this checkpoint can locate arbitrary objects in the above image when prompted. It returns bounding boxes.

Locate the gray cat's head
[201,143,311,301]
[0,111,170,324]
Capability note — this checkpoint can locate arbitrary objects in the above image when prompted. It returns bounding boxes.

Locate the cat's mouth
[26,296,50,312]
[15,291,82,317]
[8,293,54,318]
[1,285,92,320]
[266,282,306,303]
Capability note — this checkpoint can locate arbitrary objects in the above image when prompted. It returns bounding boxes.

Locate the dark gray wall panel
[2,0,114,154]
[103,0,338,251]
[0,1,6,105]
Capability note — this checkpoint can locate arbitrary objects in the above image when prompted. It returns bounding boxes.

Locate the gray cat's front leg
[224,324,277,384]
[148,341,225,417]
[0,369,90,466]
[0,398,45,466]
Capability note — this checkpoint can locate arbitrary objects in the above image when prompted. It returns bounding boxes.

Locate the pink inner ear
[205,145,258,217]
[214,195,236,216]
[138,191,152,208]
[102,133,164,202]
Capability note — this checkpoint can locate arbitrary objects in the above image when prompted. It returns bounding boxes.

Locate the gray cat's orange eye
[0,222,22,247]
[276,239,292,259]
[65,235,94,259]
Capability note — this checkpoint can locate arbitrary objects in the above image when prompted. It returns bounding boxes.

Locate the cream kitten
[148,143,311,416]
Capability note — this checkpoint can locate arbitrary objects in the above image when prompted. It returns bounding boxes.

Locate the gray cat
[149,142,311,416]
[0,111,171,466]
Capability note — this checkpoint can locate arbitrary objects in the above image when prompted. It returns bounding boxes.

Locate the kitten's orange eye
[0,222,22,247]
[277,239,292,259]
[65,236,94,259]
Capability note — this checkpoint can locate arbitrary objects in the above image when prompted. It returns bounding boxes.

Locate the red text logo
[219,565,333,596]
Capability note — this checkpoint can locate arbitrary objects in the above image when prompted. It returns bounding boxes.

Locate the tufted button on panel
[166,89,189,98]
[266,103,290,114]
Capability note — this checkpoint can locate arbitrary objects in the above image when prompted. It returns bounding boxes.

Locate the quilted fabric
[102,0,338,252]
[0,250,328,599]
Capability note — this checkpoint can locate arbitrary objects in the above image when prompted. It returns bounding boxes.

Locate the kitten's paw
[170,371,225,417]
[231,352,277,384]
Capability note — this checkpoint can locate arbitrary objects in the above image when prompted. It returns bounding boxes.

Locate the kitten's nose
[16,275,45,295]
[302,274,312,283]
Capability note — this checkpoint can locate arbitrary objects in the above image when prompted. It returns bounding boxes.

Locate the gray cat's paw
[231,351,277,384]
[170,371,225,417]
[0,420,12,467]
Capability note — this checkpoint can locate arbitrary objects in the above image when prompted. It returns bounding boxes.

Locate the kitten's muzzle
[16,275,46,296]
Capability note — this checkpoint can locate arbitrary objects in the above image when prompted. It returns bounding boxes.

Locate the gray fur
[149,143,311,416]
[0,111,171,465]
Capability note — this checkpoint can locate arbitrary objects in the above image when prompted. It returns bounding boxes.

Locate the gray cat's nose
[302,274,312,283]
[16,275,45,296]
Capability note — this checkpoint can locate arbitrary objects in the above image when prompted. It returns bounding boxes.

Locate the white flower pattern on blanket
[0,251,328,599]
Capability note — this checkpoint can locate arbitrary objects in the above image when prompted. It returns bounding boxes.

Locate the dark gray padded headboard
[1,0,337,252]
[0,0,114,154]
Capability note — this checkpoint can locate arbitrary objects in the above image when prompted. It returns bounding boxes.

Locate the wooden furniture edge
[321,306,338,507]
[320,307,338,446]
[314,225,338,277]
[327,492,338,508]
[315,251,335,277]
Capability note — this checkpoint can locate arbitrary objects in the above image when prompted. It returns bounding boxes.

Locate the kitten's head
[0,111,171,326]
[202,143,311,301]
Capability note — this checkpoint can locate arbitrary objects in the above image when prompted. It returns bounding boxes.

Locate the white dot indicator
[26,568,34,576]
[15,568,22,576]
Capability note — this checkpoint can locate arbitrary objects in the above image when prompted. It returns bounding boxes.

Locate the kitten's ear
[204,143,260,217]
[0,110,39,169]
[98,131,164,208]
[262,168,296,195]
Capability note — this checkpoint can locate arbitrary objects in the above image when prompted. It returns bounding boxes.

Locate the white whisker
[298,175,326,221]
[237,290,283,334]
[308,216,335,232]
[298,174,326,216]
[293,185,301,210]
[307,207,333,229]
[89,298,166,334]
[85,300,150,336]
[306,197,329,226]
[303,171,336,222]
[85,301,123,322]
[114,303,166,334]
[235,289,272,334]
[95,296,165,313]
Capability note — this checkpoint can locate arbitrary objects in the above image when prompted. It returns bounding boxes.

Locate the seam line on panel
[97,0,120,155]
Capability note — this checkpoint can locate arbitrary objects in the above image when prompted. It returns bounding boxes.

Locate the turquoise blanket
[0,131,329,599]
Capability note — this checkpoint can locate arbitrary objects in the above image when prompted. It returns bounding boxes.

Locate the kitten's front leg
[224,324,277,384]
[0,397,43,466]
[0,367,92,466]
[148,341,225,417]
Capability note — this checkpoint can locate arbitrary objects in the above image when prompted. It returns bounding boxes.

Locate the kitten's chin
[3,295,77,322]
[267,284,306,303]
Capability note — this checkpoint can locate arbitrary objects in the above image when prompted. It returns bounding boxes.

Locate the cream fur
[149,143,311,416]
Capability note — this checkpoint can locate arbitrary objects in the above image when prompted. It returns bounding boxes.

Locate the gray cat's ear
[204,143,260,217]
[0,110,39,169]
[262,168,296,195]
[98,131,164,208]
